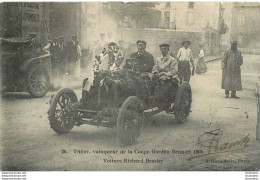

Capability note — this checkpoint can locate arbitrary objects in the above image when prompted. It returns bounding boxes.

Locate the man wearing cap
[152,44,178,80]
[67,35,79,76]
[124,40,154,73]
[47,37,60,85]
[28,33,41,53]
[58,36,67,76]
[221,41,243,98]
[152,44,179,110]
[176,40,194,82]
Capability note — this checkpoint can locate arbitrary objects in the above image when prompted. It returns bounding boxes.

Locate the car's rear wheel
[48,88,78,134]
[117,96,144,145]
[27,66,50,97]
[174,82,192,123]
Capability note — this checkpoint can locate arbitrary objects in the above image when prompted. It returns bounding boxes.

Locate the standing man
[75,39,82,78]
[176,39,194,82]
[221,41,243,98]
[58,36,66,77]
[47,37,60,86]
[124,40,154,73]
[67,35,79,76]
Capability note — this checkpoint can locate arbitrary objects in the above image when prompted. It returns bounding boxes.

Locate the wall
[231,2,260,48]
[1,3,23,38]
[154,2,221,55]
[49,2,81,44]
[0,2,49,46]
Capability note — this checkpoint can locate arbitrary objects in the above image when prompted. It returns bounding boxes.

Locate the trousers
[178,61,191,82]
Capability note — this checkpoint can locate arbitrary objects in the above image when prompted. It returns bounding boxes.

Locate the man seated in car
[152,44,179,110]
[123,40,154,73]
[152,44,178,80]
[77,42,124,108]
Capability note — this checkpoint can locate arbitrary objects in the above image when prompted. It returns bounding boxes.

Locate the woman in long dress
[196,45,207,74]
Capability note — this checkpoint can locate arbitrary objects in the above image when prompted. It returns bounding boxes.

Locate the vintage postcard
[0,2,260,172]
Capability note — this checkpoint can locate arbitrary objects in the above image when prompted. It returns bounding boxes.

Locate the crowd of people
[78,39,207,108]
[41,34,242,99]
[87,38,243,100]
[93,39,202,83]
[43,35,82,86]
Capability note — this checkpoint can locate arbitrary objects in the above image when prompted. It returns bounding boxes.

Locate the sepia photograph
[0,1,260,172]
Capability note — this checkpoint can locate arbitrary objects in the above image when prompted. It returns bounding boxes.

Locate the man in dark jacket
[124,40,154,73]
[66,35,78,75]
[221,41,243,98]
[58,36,67,76]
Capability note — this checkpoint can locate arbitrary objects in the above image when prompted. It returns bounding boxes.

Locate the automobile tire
[174,82,192,124]
[27,66,50,97]
[117,96,144,146]
[48,88,78,134]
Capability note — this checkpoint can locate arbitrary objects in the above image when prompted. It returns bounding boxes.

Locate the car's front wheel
[27,66,50,97]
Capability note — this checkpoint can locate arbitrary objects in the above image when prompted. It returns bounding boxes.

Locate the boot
[231,91,239,99]
[79,90,89,107]
[74,90,89,109]
[225,90,229,98]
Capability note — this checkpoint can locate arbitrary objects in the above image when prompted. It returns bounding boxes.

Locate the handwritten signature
[187,128,250,161]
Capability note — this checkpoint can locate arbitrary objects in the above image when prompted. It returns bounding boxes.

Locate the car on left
[1,37,51,97]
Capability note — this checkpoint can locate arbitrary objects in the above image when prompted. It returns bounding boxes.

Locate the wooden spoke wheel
[117,96,144,145]
[174,82,192,124]
[27,67,50,97]
[48,88,78,134]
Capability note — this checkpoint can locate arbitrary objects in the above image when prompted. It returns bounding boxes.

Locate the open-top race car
[48,58,192,145]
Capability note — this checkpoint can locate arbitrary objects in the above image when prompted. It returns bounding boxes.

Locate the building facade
[230,2,260,48]
[154,2,224,55]
[0,2,50,46]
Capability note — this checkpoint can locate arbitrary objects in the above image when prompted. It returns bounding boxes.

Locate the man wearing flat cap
[176,39,194,82]
[152,44,179,110]
[152,44,178,80]
[67,35,80,76]
[58,36,67,76]
[221,41,243,98]
[124,40,154,73]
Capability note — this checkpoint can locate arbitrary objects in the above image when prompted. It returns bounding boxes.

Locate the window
[188,2,194,8]
[186,11,194,25]
[238,14,245,26]
[238,34,243,43]
[166,2,171,8]
[164,11,170,28]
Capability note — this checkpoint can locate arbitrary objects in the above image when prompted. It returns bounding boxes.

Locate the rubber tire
[117,96,144,146]
[174,81,192,124]
[48,88,78,134]
[27,66,50,98]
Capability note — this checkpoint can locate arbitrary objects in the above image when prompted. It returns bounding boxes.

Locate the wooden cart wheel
[48,88,78,134]
[117,96,144,145]
[174,82,192,124]
[27,66,50,98]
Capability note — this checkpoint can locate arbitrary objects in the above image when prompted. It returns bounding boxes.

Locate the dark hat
[159,44,170,48]
[108,42,117,47]
[182,40,191,46]
[136,40,146,45]
[29,33,37,38]
[231,41,237,45]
